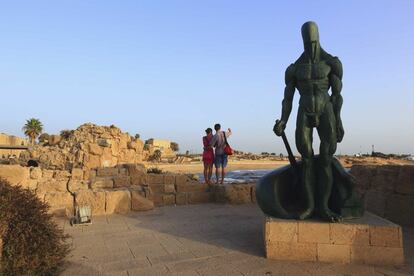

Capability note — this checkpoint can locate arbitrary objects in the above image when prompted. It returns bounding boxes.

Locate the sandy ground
[144,157,414,174]
[144,160,289,174]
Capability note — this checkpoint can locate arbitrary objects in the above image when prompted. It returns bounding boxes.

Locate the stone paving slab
[62,204,414,275]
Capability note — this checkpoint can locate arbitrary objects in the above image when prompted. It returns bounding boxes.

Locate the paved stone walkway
[60,204,414,275]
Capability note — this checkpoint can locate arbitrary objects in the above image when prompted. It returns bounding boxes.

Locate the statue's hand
[336,120,344,143]
[273,120,286,136]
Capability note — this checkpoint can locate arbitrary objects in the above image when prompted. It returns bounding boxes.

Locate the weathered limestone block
[76,190,106,215]
[71,168,84,180]
[152,194,164,207]
[97,167,118,177]
[163,194,175,205]
[67,180,89,192]
[90,177,113,190]
[37,179,68,194]
[385,194,414,226]
[175,175,190,186]
[26,179,38,191]
[148,184,165,193]
[164,174,176,185]
[187,191,213,204]
[113,176,131,188]
[44,192,74,217]
[330,224,369,245]
[0,165,30,187]
[119,133,129,149]
[351,245,404,265]
[215,184,253,204]
[54,170,71,179]
[147,174,164,185]
[164,184,175,193]
[264,212,404,265]
[350,165,377,193]
[364,190,387,217]
[127,141,137,150]
[298,221,330,244]
[176,181,207,193]
[396,165,414,195]
[87,154,100,169]
[131,174,147,186]
[42,169,54,179]
[267,241,317,262]
[89,143,103,155]
[371,165,400,192]
[134,139,144,154]
[141,185,152,198]
[101,147,114,167]
[131,190,154,211]
[118,167,128,176]
[88,169,97,180]
[105,189,131,214]
[126,164,146,176]
[30,167,42,179]
[48,135,61,146]
[214,185,226,203]
[175,193,188,205]
[119,149,136,164]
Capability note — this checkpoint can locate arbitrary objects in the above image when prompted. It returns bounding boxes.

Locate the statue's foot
[319,209,342,223]
[297,208,314,220]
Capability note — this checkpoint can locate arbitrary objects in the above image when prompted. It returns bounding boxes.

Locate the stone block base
[264,212,404,265]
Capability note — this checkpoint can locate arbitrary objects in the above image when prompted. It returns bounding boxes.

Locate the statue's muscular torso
[286,52,342,117]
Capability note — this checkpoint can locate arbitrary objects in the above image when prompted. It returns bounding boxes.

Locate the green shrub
[0,178,70,275]
[170,142,179,152]
[38,133,50,143]
[59,129,73,139]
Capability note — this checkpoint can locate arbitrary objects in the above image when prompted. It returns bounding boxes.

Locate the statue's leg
[317,103,341,222]
[295,109,315,220]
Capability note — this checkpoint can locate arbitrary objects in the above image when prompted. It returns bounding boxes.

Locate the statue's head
[301,21,320,62]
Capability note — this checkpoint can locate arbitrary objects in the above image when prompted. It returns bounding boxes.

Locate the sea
[198,169,272,184]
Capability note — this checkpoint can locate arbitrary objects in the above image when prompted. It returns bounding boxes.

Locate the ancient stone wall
[0,163,257,217]
[0,133,28,157]
[351,164,414,226]
[19,124,144,174]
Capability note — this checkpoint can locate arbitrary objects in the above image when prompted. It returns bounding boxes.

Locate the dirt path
[144,160,289,174]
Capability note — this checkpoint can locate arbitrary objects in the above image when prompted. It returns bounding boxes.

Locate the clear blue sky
[0,1,413,154]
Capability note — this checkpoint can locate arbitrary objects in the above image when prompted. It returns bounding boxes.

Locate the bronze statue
[256,22,363,222]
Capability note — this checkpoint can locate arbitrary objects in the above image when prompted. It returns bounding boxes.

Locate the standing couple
[202,123,232,185]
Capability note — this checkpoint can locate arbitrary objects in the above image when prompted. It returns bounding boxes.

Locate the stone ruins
[0,123,412,231]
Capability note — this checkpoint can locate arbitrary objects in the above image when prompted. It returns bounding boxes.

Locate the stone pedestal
[264,212,404,265]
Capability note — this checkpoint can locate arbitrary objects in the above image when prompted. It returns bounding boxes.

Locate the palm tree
[22,118,43,144]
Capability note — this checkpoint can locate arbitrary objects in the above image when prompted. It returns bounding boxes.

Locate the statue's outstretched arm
[329,57,344,142]
[274,64,296,136]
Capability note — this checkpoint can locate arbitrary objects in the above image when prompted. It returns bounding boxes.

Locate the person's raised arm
[226,128,232,137]
[273,64,296,136]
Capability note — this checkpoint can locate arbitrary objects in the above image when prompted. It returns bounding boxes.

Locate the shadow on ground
[60,204,414,275]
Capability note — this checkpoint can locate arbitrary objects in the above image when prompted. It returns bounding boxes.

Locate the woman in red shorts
[202,128,214,185]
